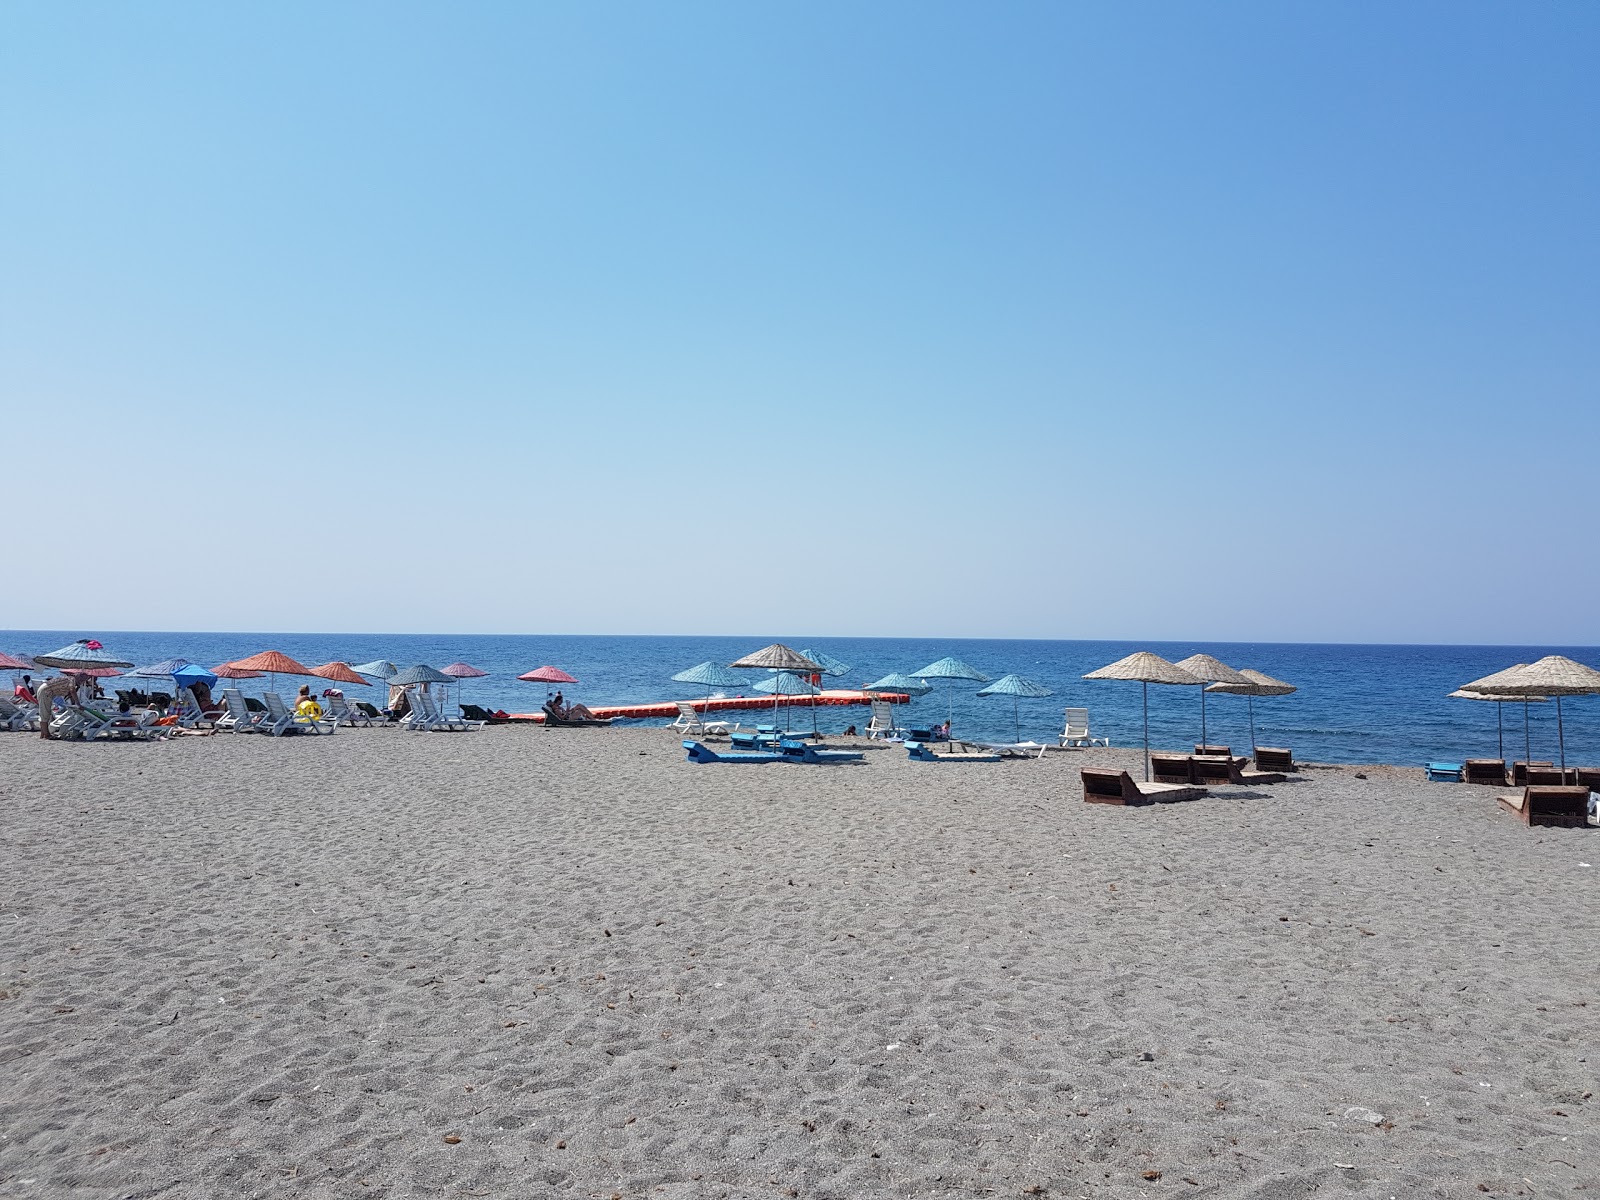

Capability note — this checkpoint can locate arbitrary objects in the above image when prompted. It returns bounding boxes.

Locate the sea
[5,630,1598,768]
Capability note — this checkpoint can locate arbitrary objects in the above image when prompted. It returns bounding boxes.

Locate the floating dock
[510,689,907,724]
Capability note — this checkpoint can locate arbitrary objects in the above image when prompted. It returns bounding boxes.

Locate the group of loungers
[1081,744,1298,806]
[1446,758,1599,829]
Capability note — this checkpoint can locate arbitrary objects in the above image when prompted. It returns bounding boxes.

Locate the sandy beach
[1,726,1594,1199]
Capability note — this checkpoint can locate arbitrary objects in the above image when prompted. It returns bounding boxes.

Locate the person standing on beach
[35,672,87,740]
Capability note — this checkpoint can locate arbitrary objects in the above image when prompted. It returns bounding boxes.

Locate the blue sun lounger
[684,739,864,765]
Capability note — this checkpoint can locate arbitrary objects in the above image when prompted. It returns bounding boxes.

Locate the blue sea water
[5,630,1598,768]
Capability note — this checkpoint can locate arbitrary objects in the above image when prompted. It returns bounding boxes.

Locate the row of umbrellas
[4,641,584,708]
[1451,656,1600,771]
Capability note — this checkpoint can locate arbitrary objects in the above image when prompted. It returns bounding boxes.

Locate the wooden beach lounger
[1495,785,1591,828]
[1464,759,1509,787]
[1152,753,1284,786]
[1253,746,1295,773]
[1081,768,1207,806]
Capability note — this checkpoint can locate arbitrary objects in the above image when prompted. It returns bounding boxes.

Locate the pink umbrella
[0,651,35,671]
[519,665,577,684]
[440,662,488,708]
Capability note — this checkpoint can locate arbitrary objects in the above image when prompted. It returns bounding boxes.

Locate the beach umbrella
[797,648,851,686]
[388,664,456,686]
[33,639,135,670]
[1205,668,1297,753]
[125,657,196,678]
[976,674,1055,744]
[310,661,372,686]
[212,662,265,689]
[352,660,398,683]
[439,662,487,708]
[1173,654,1252,748]
[519,665,578,685]
[911,657,991,732]
[0,651,35,672]
[751,671,822,732]
[730,643,823,673]
[672,661,748,710]
[225,649,320,696]
[730,644,824,726]
[1448,678,1545,763]
[1083,652,1202,781]
[1460,656,1600,772]
[864,672,934,697]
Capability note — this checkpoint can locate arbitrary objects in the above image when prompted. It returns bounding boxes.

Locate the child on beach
[295,685,324,721]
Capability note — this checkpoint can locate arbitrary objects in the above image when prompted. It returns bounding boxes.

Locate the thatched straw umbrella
[1460,656,1600,772]
[1083,652,1202,780]
[1447,677,1545,763]
[1173,654,1252,748]
[730,644,824,725]
[1205,668,1296,753]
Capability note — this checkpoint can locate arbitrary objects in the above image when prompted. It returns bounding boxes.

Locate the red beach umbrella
[310,661,372,686]
[441,662,489,709]
[519,666,578,684]
[224,650,320,695]
[0,651,35,671]
[212,663,266,680]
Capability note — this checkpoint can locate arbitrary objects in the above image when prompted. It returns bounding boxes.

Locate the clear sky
[4,2,1596,643]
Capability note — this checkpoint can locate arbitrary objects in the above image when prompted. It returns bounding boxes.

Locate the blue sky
[4,2,1596,642]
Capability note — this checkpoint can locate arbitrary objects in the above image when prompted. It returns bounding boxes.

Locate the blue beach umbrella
[671,661,749,711]
[751,671,821,732]
[33,639,135,671]
[797,649,851,679]
[911,657,991,732]
[976,674,1054,743]
[352,660,398,682]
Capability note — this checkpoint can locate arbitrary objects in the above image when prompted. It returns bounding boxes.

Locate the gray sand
[1,727,1595,1198]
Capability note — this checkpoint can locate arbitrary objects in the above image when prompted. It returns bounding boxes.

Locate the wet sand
[1,726,1595,1198]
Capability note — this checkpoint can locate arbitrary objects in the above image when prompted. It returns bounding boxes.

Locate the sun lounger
[865,700,900,740]
[460,703,508,725]
[1524,765,1575,786]
[1425,761,1464,782]
[1081,768,1207,806]
[1464,759,1509,787]
[1576,767,1600,790]
[541,701,612,727]
[1059,708,1110,749]
[907,740,1001,762]
[0,695,37,731]
[1156,753,1284,787]
[261,692,335,736]
[669,701,732,738]
[1254,746,1294,773]
[973,740,1051,760]
[1194,744,1232,757]
[215,689,260,732]
[683,738,863,765]
[1512,760,1553,786]
[1151,753,1195,784]
[1496,785,1591,827]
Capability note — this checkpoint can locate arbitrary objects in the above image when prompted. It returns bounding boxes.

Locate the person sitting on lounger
[15,675,35,703]
[546,694,601,722]
[295,685,324,721]
[934,721,951,740]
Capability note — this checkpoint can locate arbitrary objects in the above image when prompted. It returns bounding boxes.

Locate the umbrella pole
[1143,680,1150,782]
[1200,687,1207,748]
[1249,694,1256,752]
[1497,703,1504,762]
[1557,695,1566,773]
[1523,699,1531,767]
[1014,695,1021,744]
